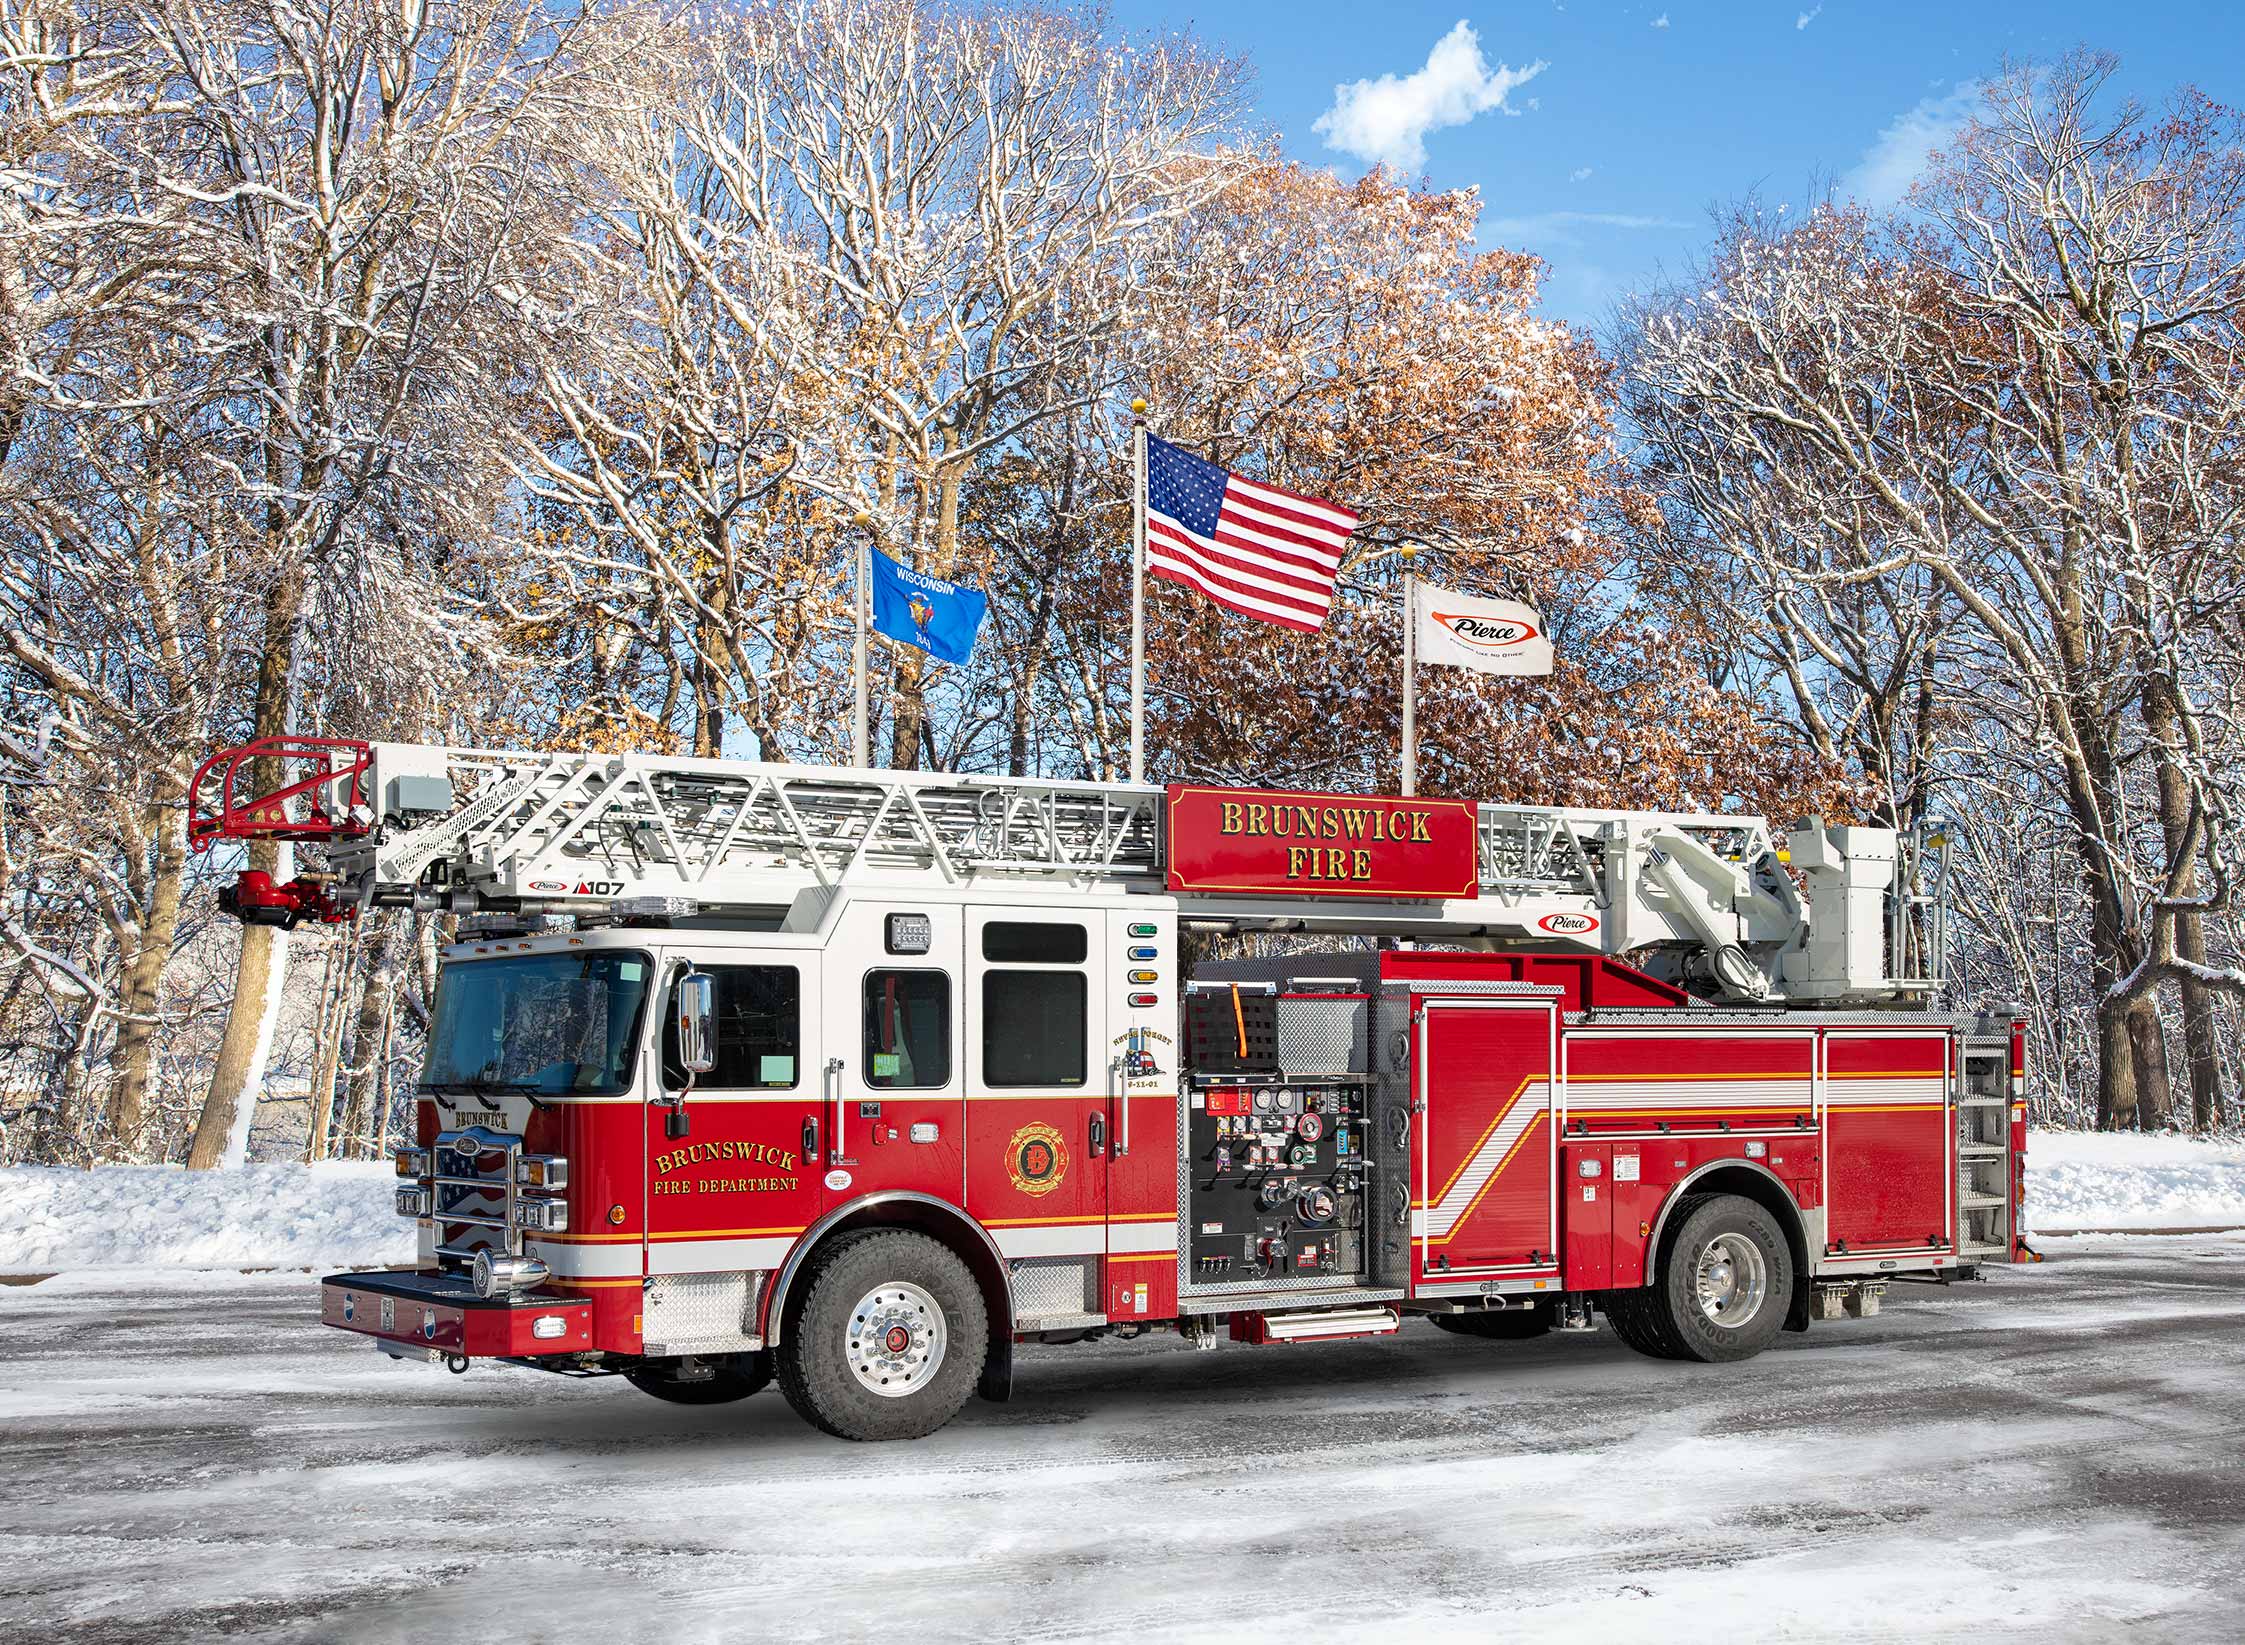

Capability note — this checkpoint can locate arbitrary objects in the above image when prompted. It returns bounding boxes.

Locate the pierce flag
[1411,582,1553,676]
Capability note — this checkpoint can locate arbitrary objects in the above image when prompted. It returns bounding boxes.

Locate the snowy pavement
[3,1239,2243,1643]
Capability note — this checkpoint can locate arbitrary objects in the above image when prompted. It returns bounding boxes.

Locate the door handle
[824,1057,846,1164]
[1110,1054,1130,1158]
[802,1115,819,1166]
[1088,1112,1106,1158]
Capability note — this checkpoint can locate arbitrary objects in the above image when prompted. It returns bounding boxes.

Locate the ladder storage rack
[1956,1039,2012,1258]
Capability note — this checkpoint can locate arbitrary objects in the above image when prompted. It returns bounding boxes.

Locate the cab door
[820,902,965,1210]
[646,952,823,1283]
[965,908,1106,1320]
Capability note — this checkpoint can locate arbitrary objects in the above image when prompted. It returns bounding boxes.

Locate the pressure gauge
[1254,1089,1274,1113]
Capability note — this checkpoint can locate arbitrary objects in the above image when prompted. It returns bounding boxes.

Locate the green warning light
[1127,922,1158,937]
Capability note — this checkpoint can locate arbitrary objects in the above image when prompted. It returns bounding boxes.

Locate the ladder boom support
[192,738,1937,1005]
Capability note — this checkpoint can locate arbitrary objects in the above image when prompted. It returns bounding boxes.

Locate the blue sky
[1132,1,2245,333]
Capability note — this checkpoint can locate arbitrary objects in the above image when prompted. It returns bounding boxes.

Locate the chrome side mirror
[676,972,716,1075]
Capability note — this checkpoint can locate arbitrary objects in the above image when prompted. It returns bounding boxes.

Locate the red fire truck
[191,738,2028,1441]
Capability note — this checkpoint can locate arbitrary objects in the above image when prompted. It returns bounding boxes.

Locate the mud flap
[977,1331,1013,1403]
[1783,1271,1813,1333]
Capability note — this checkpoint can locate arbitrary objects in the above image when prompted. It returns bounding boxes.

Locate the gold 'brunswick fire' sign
[1163,784,1479,900]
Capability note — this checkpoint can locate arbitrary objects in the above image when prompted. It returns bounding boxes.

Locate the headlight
[394,1147,430,1179]
[513,1195,569,1233]
[395,1186,430,1218]
[514,1154,568,1190]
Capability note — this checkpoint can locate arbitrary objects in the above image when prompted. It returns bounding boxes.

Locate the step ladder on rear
[1956,1038,2012,1258]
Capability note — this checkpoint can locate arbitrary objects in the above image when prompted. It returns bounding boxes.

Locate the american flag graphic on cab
[1143,434,1357,632]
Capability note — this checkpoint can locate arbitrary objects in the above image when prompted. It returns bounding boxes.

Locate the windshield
[421,951,652,1097]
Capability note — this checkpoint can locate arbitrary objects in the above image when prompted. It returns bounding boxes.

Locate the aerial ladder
[187,737,1944,1009]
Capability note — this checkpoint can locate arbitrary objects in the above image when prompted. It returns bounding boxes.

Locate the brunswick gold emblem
[1007,1121,1067,1197]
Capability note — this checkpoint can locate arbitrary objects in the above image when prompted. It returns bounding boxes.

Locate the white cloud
[1570,166,1594,182]
[1796,4,1822,27]
[1313,21,1548,171]
[1651,12,1670,27]
[1844,81,1981,207]
[1482,209,1693,249]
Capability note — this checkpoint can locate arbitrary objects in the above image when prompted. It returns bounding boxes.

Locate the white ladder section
[342,745,1163,904]
[320,742,1925,1006]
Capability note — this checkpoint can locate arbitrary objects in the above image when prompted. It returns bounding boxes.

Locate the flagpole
[1129,399,1148,786]
[850,510,871,769]
[1400,542,1418,797]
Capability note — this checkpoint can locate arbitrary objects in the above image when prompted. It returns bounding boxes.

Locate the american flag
[1143,434,1358,633]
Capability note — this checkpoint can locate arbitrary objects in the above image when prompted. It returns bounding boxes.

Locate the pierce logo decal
[1537,911,1599,935]
[1007,1122,1068,1197]
[1432,612,1541,651]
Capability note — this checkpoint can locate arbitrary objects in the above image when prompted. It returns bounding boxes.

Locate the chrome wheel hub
[845,1280,947,1398]
[1694,1231,1769,1329]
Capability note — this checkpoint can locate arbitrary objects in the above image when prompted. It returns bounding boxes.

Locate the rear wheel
[1635,1194,1791,1363]
[777,1230,988,1441]
[1429,1305,1550,1340]
[625,1352,772,1404]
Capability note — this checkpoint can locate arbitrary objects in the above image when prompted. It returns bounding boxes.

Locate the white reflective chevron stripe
[1421,1081,1548,1241]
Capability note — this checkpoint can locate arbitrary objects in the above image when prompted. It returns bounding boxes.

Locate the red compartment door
[1823,1030,1952,1255]
[1415,999,1557,1280]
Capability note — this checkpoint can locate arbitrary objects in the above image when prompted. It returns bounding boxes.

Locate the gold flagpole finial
[1130,398,1148,417]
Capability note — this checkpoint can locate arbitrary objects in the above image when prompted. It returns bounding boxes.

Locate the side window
[864,970,950,1088]
[983,971,1087,1087]
[663,966,799,1089]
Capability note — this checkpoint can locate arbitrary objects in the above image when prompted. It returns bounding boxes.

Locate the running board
[1230,1305,1401,1345]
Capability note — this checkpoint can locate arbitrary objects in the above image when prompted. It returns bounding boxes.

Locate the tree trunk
[187,912,289,1168]
[302,925,358,1162]
[2125,997,2174,1131]
[2093,988,2136,1130]
[340,923,396,1158]
[2143,671,2228,1130]
[187,564,306,1169]
[2177,917,2227,1130]
[107,800,188,1154]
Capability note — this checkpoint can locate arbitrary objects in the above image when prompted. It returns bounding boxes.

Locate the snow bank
[2027,1129,2245,1231]
[0,1162,412,1272]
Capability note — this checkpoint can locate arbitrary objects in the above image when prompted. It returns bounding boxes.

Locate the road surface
[3,1235,2242,1643]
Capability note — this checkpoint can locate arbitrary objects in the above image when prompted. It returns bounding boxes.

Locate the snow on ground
[2026,1129,2245,1231]
[0,1162,411,1272]
[2,1236,2242,1643]
[4,1129,2244,1274]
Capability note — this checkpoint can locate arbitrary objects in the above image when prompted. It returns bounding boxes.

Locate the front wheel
[777,1230,988,1441]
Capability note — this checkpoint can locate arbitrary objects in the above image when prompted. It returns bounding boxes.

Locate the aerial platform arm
[188,739,1938,1006]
